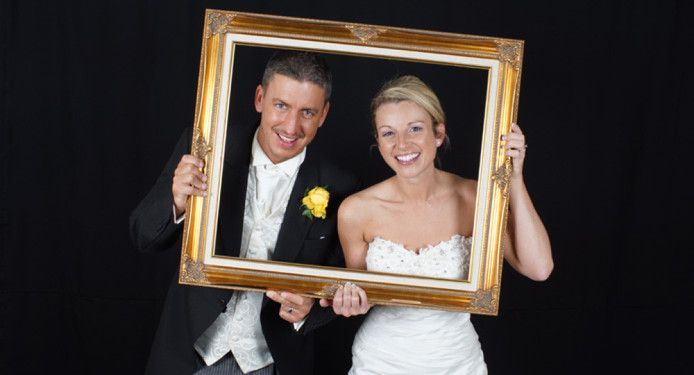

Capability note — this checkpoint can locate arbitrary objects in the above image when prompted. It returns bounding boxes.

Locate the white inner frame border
[204,33,501,292]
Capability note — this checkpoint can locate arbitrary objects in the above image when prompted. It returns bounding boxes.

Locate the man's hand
[172,154,207,216]
[265,291,315,323]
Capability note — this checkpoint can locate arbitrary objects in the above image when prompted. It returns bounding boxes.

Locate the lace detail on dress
[365,234,472,279]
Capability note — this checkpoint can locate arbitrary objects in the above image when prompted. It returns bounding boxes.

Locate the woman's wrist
[509,174,525,185]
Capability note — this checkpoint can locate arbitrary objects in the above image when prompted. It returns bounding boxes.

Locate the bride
[322,75,553,374]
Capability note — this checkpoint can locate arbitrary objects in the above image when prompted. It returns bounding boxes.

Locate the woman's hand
[502,123,527,179]
[500,123,554,281]
[320,282,371,317]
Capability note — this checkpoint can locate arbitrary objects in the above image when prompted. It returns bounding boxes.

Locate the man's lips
[276,132,299,147]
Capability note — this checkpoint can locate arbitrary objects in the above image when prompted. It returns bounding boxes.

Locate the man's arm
[264,237,347,334]
[129,129,191,252]
[295,250,347,334]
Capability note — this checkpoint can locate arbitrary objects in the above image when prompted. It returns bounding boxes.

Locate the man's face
[254,74,330,164]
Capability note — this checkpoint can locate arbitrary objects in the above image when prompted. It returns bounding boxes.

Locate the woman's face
[374,100,445,179]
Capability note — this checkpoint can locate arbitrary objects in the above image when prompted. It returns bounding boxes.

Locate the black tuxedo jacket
[130,123,359,375]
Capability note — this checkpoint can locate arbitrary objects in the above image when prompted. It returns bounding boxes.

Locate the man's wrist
[173,205,186,224]
[293,318,306,331]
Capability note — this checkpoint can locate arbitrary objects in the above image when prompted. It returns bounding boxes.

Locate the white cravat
[194,131,305,373]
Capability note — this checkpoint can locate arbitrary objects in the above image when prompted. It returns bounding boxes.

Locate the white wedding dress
[349,235,487,375]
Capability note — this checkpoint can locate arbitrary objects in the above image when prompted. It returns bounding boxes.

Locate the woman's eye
[381,131,394,137]
[409,126,423,133]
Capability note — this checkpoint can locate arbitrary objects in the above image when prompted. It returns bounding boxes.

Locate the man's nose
[283,111,301,134]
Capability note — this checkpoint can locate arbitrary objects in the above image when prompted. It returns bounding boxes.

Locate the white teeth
[278,134,296,142]
[396,153,419,162]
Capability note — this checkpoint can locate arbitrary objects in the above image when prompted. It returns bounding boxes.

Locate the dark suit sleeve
[129,129,191,252]
[297,245,346,335]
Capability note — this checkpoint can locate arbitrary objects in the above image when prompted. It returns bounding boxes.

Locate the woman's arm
[337,195,370,270]
[501,123,554,281]
[318,195,372,316]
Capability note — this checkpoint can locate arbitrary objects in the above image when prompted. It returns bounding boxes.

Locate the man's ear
[254,84,264,113]
[317,101,330,128]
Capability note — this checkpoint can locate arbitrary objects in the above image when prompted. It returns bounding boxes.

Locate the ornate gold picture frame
[179,9,523,315]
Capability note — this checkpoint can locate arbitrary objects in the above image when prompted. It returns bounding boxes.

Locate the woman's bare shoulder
[439,171,477,200]
[339,178,395,221]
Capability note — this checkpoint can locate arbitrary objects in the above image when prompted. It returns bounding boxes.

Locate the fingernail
[202,175,207,181]
[201,184,207,189]
[266,291,275,297]
[280,292,287,298]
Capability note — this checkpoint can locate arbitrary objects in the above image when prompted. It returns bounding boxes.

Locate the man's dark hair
[261,50,332,102]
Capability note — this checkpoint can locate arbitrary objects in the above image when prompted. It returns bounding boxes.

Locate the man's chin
[270,145,302,162]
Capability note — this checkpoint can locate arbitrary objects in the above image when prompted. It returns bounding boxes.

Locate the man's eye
[274,102,287,110]
[302,110,315,118]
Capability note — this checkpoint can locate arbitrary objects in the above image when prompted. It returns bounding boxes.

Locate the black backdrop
[2,1,692,373]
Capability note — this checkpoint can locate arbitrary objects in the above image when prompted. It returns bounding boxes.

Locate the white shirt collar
[250,128,306,176]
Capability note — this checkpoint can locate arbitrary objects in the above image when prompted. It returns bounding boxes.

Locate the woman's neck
[392,167,441,203]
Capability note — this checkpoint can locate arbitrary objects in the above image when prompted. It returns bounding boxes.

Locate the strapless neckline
[370,234,471,255]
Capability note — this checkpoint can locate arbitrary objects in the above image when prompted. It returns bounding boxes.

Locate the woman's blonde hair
[370,75,446,136]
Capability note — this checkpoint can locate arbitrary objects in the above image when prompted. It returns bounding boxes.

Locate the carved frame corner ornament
[496,41,522,70]
[491,158,513,199]
[180,253,208,284]
[345,25,386,43]
[207,12,236,37]
[471,286,499,311]
[192,127,212,160]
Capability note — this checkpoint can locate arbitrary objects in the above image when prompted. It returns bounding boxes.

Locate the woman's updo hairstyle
[370,75,446,138]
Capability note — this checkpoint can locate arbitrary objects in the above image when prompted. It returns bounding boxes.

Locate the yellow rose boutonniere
[301,186,330,220]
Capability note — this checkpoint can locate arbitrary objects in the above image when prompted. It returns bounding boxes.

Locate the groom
[130,51,358,374]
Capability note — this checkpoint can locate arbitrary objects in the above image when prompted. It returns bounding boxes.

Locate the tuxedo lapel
[215,163,248,257]
[215,123,254,257]
[271,155,318,263]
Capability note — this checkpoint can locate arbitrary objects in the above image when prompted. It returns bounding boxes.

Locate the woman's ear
[435,122,446,146]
